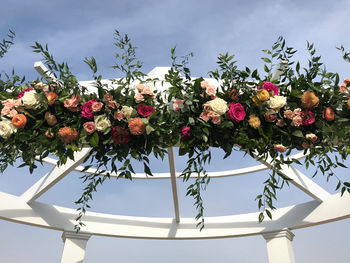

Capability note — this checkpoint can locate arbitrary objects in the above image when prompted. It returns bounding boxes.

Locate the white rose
[0,118,17,139]
[267,95,287,110]
[209,98,228,115]
[121,106,134,120]
[21,90,40,109]
[94,115,111,132]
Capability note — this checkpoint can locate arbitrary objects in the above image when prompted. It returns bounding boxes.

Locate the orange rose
[45,92,58,106]
[128,117,146,135]
[323,107,335,121]
[301,91,319,109]
[58,127,78,144]
[12,114,27,128]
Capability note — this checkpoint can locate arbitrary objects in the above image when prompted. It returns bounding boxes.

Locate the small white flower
[267,95,287,110]
[0,118,17,139]
[94,115,111,132]
[208,98,228,115]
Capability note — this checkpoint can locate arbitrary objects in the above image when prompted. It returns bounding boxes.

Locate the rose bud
[45,112,57,126]
[306,133,318,142]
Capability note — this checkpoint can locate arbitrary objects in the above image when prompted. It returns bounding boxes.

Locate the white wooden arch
[0,62,348,263]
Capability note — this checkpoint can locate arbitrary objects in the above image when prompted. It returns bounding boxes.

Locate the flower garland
[1,31,350,230]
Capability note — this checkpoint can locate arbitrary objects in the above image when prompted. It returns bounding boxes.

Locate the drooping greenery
[0,30,350,230]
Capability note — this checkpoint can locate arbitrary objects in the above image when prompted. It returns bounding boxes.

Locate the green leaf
[261,57,272,63]
[292,130,304,137]
[90,132,99,147]
[146,125,155,135]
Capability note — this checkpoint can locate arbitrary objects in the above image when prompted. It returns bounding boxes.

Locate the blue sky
[1,0,350,262]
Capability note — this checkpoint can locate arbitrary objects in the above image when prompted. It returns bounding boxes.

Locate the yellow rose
[248,115,261,129]
[256,89,269,102]
[252,96,262,106]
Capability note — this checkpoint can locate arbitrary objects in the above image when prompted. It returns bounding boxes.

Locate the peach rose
[103,93,113,102]
[134,93,144,103]
[211,115,221,124]
[58,127,78,144]
[206,86,216,96]
[128,117,146,135]
[135,84,146,92]
[9,109,18,118]
[276,119,285,127]
[141,87,154,96]
[114,111,124,121]
[83,121,96,135]
[200,80,210,89]
[274,144,287,152]
[92,102,103,112]
[291,115,302,126]
[339,83,348,93]
[293,108,302,116]
[306,133,317,142]
[200,111,210,122]
[283,109,294,120]
[64,95,80,112]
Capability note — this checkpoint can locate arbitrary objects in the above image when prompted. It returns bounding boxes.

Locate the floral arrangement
[1,30,350,230]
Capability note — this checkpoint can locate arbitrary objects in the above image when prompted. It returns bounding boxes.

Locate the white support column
[60,231,91,263]
[263,229,296,263]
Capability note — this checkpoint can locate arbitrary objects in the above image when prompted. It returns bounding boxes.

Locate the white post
[60,231,91,263]
[262,228,296,263]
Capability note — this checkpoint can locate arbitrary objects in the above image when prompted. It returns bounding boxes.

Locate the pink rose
[206,86,216,96]
[200,111,210,122]
[211,115,221,124]
[114,111,124,121]
[173,99,184,113]
[265,109,277,122]
[227,102,246,123]
[200,81,210,89]
[135,84,146,92]
[283,109,294,120]
[258,82,279,96]
[203,102,212,112]
[92,102,103,112]
[64,95,80,112]
[9,109,18,118]
[81,99,97,119]
[83,121,96,135]
[18,88,34,98]
[134,93,144,103]
[137,105,155,117]
[306,133,317,142]
[141,87,154,96]
[344,78,350,85]
[294,108,302,116]
[181,126,191,139]
[276,119,285,127]
[103,93,113,102]
[339,83,348,93]
[274,144,287,152]
[291,115,302,126]
[301,110,315,126]
[1,107,10,116]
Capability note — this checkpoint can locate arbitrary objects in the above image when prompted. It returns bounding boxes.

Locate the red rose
[81,99,97,119]
[227,103,246,123]
[111,126,130,145]
[181,126,191,139]
[137,105,155,117]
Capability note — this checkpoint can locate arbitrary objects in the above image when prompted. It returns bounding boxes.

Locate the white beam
[21,148,91,203]
[168,147,180,222]
[254,153,331,202]
[34,61,59,82]
[61,231,91,263]
[263,229,295,263]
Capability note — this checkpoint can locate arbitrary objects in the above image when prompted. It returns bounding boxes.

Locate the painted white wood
[61,231,91,263]
[21,148,91,203]
[34,61,59,82]
[168,147,180,222]
[36,151,306,179]
[0,191,348,239]
[263,229,295,263]
[254,152,331,202]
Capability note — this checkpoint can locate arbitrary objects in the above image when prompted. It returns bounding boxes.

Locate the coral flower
[323,107,335,121]
[45,92,58,106]
[128,118,146,135]
[58,127,78,144]
[12,114,27,128]
[301,91,319,109]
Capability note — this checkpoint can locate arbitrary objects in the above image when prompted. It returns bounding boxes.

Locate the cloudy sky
[0,0,350,262]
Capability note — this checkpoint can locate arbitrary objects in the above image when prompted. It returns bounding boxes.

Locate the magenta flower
[227,103,246,123]
[258,82,279,96]
[301,110,315,125]
[81,99,97,119]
